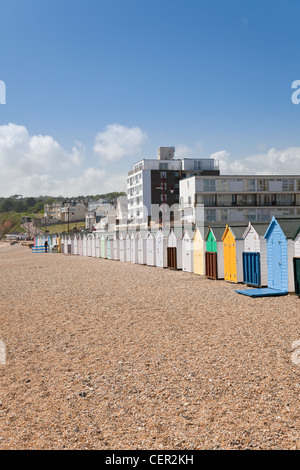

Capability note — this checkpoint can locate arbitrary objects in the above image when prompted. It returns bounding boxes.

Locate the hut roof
[273,217,300,240]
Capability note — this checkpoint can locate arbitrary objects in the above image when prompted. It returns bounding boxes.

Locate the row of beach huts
[33,216,300,298]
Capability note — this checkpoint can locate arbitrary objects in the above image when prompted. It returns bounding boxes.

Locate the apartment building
[179,175,300,223]
[127,147,220,225]
[44,202,62,221]
[60,202,86,222]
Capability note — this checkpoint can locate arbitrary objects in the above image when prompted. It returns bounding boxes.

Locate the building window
[282,179,294,191]
[203,195,215,206]
[245,209,256,221]
[159,163,168,170]
[194,161,203,171]
[276,194,294,206]
[236,194,256,206]
[188,196,192,205]
[216,194,232,207]
[161,194,167,202]
[160,171,167,179]
[206,209,217,222]
[219,209,229,221]
[243,179,256,191]
[204,179,216,191]
[257,179,269,191]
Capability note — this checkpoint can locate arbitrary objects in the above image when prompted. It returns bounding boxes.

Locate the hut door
[205,252,217,279]
[243,252,261,286]
[271,235,282,290]
[293,258,300,297]
[167,247,177,269]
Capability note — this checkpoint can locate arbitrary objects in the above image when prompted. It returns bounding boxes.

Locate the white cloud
[210,147,300,175]
[175,144,194,158]
[93,124,147,162]
[175,141,203,158]
[0,123,85,177]
[0,123,127,197]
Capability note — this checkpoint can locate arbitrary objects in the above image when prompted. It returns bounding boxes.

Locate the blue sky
[0,0,300,196]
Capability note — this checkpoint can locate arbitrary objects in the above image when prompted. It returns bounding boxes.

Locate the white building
[179,175,300,224]
[127,147,219,226]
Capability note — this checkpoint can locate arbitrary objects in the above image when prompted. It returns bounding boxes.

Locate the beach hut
[193,226,205,276]
[167,229,182,270]
[146,231,156,267]
[65,236,69,254]
[59,236,64,254]
[119,233,125,261]
[236,218,300,297]
[205,226,225,280]
[49,235,55,252]
[130,233,139,264]
[87,234,92,257]
[91,235,96,258]
[294,226,300,297]
[70,236,75,255]
[78,235,83,256]
[222,225,247,283]
[107,236,112,260]
[67,236,72,254]
[264,217,300,293]
[73,235,78,255]
[95,235,100,258]
[138,232,147,265]
[182,230,194,273]
[57,236,61,253]
[82,234,87,256]
[112,234,119,261]
[126,233,131,262]
[100,234,107,259]
[155,230,168,268]
[242,223,269,287]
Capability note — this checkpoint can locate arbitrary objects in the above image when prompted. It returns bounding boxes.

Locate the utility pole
[68,206,70,234]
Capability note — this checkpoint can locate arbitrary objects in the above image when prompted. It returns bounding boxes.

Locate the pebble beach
[0,242,300,450]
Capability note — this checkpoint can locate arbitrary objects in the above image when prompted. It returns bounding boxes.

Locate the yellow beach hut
[193,226,205,275]
[222,225,247,283]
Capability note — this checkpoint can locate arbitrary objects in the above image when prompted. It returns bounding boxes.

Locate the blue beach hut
[236,217,300,297]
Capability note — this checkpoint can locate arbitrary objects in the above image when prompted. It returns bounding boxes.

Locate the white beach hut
[155,230,168,268]
[95,235,100,258]
[146,231,156,267]
[126,233,131,262]
[100,234,107,259]
[242,222,269,287]
[66,236,71,254]
[82,234,87,256]
[91,234,96,258]
[78,235,83,256]
[112,234,120,261]
[86,234,92,257]
[167,229,182,270]
[70,236,75,255]
[182,229,194,273]
[119,233,126,261]
[73,235,78,255]
[130,232,139,264]
[138,232,147,265]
